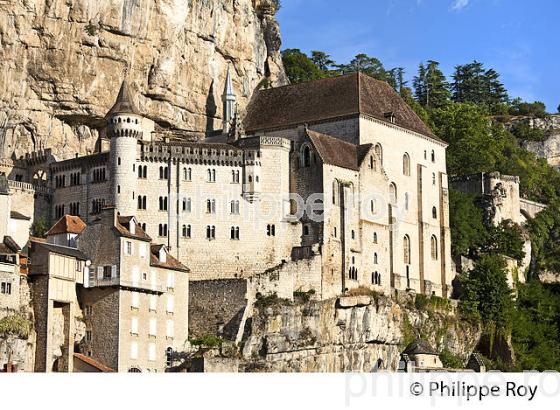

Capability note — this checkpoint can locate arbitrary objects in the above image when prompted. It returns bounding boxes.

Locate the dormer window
[129,221,136,235]
[384,112,396,124]
[159,247,167,264]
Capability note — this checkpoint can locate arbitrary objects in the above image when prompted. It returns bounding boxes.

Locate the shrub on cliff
[0,314,30,338]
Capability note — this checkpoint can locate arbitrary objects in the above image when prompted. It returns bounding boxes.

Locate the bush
[0,314,30,338]
[30,217,48,238]
[189,335,223,348]
[439,348,464,369]
[293,289,315,303]
[84,22,98,36]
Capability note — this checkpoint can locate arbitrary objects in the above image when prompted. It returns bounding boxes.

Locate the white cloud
[451,0,470,11]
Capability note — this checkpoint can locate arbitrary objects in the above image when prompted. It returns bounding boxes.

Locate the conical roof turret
[106,80,140,117]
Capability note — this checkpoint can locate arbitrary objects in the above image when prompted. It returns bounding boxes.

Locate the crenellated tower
[106,80,143,216]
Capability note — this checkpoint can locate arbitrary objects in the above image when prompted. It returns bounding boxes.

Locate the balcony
[86,276,165,294]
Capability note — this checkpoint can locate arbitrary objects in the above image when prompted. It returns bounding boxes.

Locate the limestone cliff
[0,0,286,159]
[240,295,482,372]
[516,115,560,168]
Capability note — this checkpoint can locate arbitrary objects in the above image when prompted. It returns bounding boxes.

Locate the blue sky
[277,0,560,111]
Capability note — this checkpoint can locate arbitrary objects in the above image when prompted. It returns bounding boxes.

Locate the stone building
[27,210,189,373]
[77,207,189,372]
[2,70,454,299]
[28,235,88,372]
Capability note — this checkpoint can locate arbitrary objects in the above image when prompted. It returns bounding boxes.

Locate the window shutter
[111,265,117,278]
[166,320,174,338]
[97,266,103,280]
[167,296,174,313]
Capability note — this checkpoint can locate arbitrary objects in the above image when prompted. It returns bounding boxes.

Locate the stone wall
[188,279,248,341]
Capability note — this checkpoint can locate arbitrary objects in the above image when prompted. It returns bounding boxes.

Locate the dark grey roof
[403,339,438,356]
[32,241,88,260]
[106,80,140,116]
[10,211,31,221]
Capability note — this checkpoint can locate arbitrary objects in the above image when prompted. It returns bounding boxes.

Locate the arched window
[432,206,437,219]
[128,367,142,373]
[432,172,436,186]
[403,153,410,176]
[375,144,383,165]
[431,150,435,162]
[403,235,411,265]
[389,183,397,205]
[332,181,339,205]
[431,235,438,260]
[404,193,410,211]
[302,145,311,167]
[374,253,378,264]
[370,199,377,214]
[373,232,378,243]
[303,225,310,236]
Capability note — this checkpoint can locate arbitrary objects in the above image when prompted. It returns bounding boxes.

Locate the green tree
[459,253,514,329]
[337,54,389,82]
[30,217,48,238]
[413,60,450,109]
[483,220,526,263]
[509,98,548,118]
[512,281,560,371]
[448,188,487,257]
[387,67,407,94]
[281,49,324,84]
[310,51,335,72]
[452,61,508,111]
[430,103,508,174]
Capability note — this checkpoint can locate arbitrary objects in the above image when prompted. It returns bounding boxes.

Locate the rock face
[519,115,560,168]
[241,295,481,372]
[0,0,286,159]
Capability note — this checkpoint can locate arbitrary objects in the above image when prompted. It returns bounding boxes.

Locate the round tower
[106,80,143,216]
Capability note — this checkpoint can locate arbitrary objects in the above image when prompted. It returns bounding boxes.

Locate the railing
[87,276,165,293]
[8,180,35,191]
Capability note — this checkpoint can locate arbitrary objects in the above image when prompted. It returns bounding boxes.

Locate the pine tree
[413,63,428,105]
[337,54,389,82]
[452,61,508,111]
[413,61,450,109]
[310,51,335,72]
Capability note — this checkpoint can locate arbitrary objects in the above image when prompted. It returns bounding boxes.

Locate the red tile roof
[150,244,189,272]
[46,215,87,236]
[73,353,115,372]
[305,130,375,171]
[244,72,442,142]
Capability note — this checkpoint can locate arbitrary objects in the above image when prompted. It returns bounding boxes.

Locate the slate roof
[46,215,87,236]
[10,211,31,221]
[115,216,152,242]
[244,72,441,142]
[0,236,20,254]
[106,80,140,116]
[31,241,88,260]
[403,339,439,356]
[150,244,189,272]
